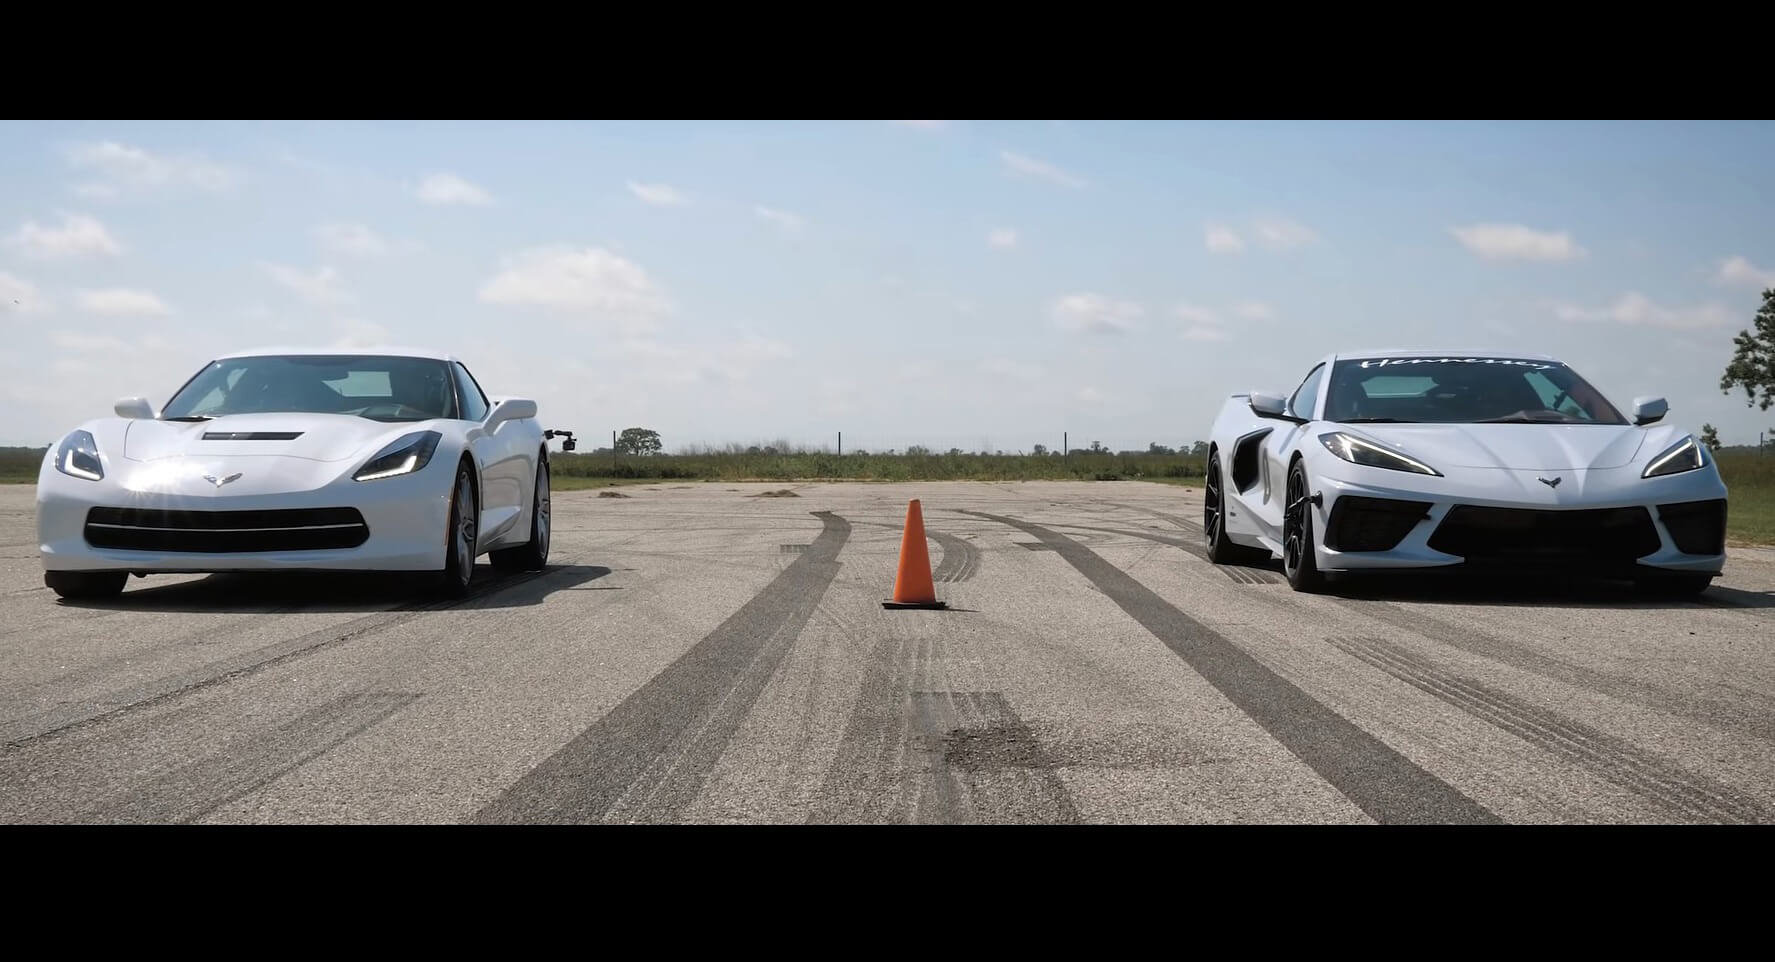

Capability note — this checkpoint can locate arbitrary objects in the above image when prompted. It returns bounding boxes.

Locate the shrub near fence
[547,450,1207,482]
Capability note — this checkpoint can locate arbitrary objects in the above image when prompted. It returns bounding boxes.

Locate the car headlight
[1643,436,1704,478]
[55,430,104,481]
[1319,432,1441,476]
[354,431,442,481]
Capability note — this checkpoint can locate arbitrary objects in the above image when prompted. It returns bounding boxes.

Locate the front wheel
[1282,460,1326,593]
[491,454,550,572]
[45,570,127,600]
[431,462,479,598]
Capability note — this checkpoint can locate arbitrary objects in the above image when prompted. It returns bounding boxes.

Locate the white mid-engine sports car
[38,348,557,600]
[1204,350,1729,595]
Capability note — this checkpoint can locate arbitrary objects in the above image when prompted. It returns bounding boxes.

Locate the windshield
[1321,356,1628,425]
[160,355,461,422]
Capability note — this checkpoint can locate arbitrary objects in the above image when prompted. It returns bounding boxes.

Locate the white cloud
[1077,387,1104,403]
[0,272,51,312]
[1001,151,1088,189]
[74,289,172,316]
[1206,217,1316,254]
[478,245,670,333]
[1052,293,1143,334]
[1450,223,1585,261]
[314,223,391,257]
[1175,303,1229,341]
[7,213,121,258]
[1204,224,1245,254]
[1714,255,1775,289]
[263,264,353,306]
[891,120,949,131]
[755,205,805,231]
[1251,217,1317,251]
[1233,300,1275,321]
[982,357,1045,379]
[1175,303,1221,325]
[415,172,493,206]
[52,332,133,352]
[1551,292,1734,331]
[628,181,689,206]
[988,228,1018,249]
[65,141,239,194]
[329,318,393,349]
[607,335,792,385]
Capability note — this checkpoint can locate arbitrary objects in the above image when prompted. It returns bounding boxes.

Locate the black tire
[433,461,479,598]
[1205,452,1268,565]
[1282,459,1327,593]
[45,570,128,600]
[1634,572,1714,599]
[491,453,550,572]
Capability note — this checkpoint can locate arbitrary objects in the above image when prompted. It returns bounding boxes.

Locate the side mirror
[1248,390,1290,419]
[486,397,538,429]
[1631,396,1668,426]
[115,396,155,419]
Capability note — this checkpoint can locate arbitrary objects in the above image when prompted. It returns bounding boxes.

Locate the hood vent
[201,431,305,441]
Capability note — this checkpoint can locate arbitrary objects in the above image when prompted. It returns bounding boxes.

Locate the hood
[1341,422,1654,471]
[123,413,430,463]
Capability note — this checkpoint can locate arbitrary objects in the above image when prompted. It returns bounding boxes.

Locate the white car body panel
[1204,349,1729,586]
[37,347,551,578]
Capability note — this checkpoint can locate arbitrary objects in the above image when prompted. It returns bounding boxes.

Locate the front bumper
[1309,462,1729,577]
[37,457,453,574]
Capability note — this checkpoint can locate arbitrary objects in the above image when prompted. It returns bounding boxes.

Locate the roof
[1330,348,1565,363]
[214,346,463,363]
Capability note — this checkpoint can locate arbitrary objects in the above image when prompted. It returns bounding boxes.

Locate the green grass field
[4,444,1770,544]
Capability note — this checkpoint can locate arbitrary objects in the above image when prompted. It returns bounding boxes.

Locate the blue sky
[3,120,1773,451]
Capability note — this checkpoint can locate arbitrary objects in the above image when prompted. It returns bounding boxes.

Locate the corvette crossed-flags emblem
[203,473,243,488]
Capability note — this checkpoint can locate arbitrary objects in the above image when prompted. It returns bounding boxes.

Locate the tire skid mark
[962,510,1500,825]
[858,520,981,584]
[1329,598,1775,744]
[812,627,1078,825]
[55,692,420,825]
[475,512,851,825]
[1330,636,1773,823]
[1103,502,1204,532]
[928,530,981,584]
[1050,521,1280,585]
[1,566,563,750]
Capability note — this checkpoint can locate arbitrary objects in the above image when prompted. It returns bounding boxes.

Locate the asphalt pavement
[2,480,1772,824]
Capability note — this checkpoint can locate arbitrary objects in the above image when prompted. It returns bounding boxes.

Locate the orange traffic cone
[883,498,947,610]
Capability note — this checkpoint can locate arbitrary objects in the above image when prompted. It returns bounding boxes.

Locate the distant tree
[1700,423,1721,451]
[947,447,964,457]
[905,445,932,456]
[616,427,663,455]
[1188,440,1210,459]
[1032,444,1048,456]
[1148,442,1176,455]
[1720,287,1775,410]
[1089,440,1104,453]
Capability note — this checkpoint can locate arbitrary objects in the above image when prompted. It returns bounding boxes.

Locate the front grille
[1427,505,1661,569]
[84,506,369,553]
[1324,496,1433,552]
[1658,499,1727,555]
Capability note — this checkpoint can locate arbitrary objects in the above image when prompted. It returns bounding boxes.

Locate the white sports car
[37,348,557,600]
[1203,350,1729,595]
